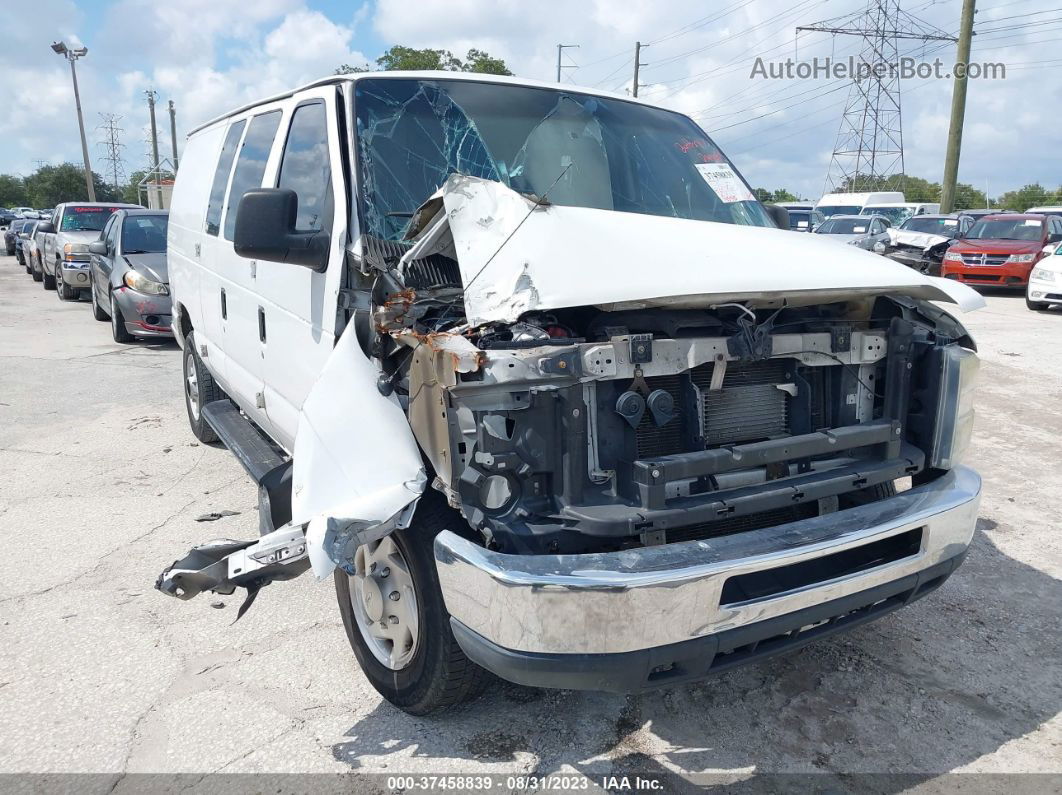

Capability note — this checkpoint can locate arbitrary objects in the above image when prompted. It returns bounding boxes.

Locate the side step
[202,400,292,536]
[202,400,286,482]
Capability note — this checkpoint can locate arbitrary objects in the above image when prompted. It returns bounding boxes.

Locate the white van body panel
[815,192,905,217]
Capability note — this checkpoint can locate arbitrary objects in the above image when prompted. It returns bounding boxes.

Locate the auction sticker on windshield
[695,163,754,203]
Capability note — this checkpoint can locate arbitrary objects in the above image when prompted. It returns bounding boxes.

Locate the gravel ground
[0,252,1059,789]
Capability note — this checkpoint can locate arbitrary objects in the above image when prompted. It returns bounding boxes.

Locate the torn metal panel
[420,175,985,326]
[289,320,427,577]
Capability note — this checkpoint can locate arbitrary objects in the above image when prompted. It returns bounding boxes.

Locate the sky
[1,0,1058,201]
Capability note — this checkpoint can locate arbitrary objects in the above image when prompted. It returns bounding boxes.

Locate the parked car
[14,220,36,268]
[814,191,904,219]
[4,218,32,255]
[1025,205,1062,216]
[88,209,172,342]
[25,221,49,281]
[1026,243,1062,311]
[36,202,141,299]
[786,207,824,232]
[0,208,16,228]
[10,206,35,218]
[942,213,1062,288]
[812,214,892,250]
[19,220,45,274]
[860,202,940,226]
[957,209,1009,222]
[882,214,974,275]
[155,73,984,715]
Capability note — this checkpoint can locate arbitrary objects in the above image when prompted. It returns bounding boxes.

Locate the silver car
[813,214,892,251]
[88,209,173,343]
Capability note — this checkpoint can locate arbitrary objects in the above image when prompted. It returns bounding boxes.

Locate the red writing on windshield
[72,207,119,213]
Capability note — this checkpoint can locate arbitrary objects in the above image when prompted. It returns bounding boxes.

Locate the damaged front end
[157,174,983,614]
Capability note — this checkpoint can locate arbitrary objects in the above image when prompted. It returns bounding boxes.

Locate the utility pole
[556,44,579,82]
[632,41,647,97]
[168,100,179,170]
[939,0,977,214]
[146,89,161,207]
[51,41,95,201]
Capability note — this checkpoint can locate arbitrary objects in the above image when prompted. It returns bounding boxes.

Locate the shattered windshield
[354,78,772,241]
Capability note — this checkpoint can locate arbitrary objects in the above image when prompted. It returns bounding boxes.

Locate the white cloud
[0,0,1056,201]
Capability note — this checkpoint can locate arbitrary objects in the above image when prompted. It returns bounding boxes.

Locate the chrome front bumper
[435,466,981,658]
[58,261,92,287]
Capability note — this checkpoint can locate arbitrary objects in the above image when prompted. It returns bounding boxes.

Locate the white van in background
[860,202,940,226]
[815,191,905,218]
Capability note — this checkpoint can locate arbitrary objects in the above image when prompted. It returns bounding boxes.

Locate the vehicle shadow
[331,525,1060,788]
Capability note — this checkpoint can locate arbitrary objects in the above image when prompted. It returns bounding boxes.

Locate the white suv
[158,72,986,714]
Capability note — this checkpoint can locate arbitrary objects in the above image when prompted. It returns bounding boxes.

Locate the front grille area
[961,253,1008,266]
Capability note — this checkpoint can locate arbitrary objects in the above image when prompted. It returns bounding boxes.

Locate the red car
[941,213,1062,288]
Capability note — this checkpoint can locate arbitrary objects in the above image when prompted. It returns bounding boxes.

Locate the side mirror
[1047,233,1062,244]
[233,189,328,271]
[765,204,790,230]
[36,221,55,234]
[88,240,108,255]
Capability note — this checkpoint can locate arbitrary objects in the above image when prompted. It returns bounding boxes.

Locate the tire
[182,331,222,443]
[90,279,109,321]
[1026,297,1049,312]
[110,292,135,343]
[57,272,78,301]
[31,255,43,282]
[335,492,488,715]
[42,261,56,290]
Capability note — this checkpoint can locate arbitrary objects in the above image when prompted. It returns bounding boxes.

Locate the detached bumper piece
[436,466,981,692]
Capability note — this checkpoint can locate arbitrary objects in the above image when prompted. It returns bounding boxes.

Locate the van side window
[224,110,282,241]
[205,120,246,237]
[277,102,334,232]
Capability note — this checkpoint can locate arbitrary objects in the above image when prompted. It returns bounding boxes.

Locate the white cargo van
[860,202,941,226]
[815,191,905,218]
[158,72,985,714]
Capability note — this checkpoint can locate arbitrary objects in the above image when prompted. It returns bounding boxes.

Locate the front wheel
[182,331,222,443]
[335,493,487,715]
[31,256,43,282]
[110,292,135,343]
[42,262,56,290]
[57,272,79,301]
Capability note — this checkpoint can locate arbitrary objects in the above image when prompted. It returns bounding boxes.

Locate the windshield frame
[350,76,774,243]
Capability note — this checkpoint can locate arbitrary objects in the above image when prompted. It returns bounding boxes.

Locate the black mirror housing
[233,189,328,271]
[765,204,790,230]
[36,221,55,234]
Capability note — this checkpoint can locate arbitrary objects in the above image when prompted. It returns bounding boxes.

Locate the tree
[337,45,513,77]
[0,174,27,207]
[23,163,109,207]
[996,183,1049,212]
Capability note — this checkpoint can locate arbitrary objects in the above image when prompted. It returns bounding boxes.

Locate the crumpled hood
[123,252,168,283]
[888,228,954,249]
[401,175,985,325]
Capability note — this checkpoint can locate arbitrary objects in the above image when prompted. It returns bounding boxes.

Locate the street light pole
[52,42,95,202]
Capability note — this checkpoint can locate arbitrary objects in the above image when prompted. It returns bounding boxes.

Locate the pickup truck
[36,202,141,299]
[155,72,985,715]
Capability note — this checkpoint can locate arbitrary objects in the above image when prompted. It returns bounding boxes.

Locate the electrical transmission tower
[797,1,956,194]
[96,113,127,189]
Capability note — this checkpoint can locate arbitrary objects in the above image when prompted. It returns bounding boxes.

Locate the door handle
[220,288,227,319]
[258,306,266,343]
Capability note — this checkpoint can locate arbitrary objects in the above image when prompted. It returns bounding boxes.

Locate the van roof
[863,202,937,208]
[188,71,696,137]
